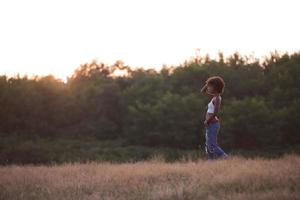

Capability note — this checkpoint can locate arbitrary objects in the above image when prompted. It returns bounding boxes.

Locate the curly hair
[205,76,225,94]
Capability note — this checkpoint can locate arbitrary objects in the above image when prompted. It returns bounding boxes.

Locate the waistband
[208,117,220,124]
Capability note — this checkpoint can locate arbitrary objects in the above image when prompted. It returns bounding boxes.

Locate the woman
[201,76,229,160]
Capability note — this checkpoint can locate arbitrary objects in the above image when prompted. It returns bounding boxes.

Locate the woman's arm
[201,84,214,97]
[201,84,207,93]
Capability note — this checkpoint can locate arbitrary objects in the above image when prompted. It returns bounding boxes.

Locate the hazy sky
[0,0,299,81]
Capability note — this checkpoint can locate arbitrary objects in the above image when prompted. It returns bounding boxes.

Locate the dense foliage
[0,52,299,164]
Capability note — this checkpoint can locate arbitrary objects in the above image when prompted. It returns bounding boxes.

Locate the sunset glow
[0,0,299,82]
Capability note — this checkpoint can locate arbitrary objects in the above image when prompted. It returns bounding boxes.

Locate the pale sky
[0,0,299,81]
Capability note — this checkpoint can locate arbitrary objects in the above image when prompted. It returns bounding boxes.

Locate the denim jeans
[205,121,227,159]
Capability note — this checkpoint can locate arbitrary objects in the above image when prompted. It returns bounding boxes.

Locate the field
[0,154,299,200]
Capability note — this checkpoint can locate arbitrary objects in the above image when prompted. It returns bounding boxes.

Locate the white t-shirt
[207,95,221,114]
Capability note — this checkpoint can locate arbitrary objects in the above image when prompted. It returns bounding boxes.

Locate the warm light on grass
[1,154,299,200]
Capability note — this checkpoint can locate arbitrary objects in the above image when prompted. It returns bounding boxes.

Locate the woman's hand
[201,84,215,97]
[204,120,208,127]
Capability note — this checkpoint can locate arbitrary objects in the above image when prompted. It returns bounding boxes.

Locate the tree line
[0,51,299,152]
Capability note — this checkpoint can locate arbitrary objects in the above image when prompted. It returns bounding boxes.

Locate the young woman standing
[201,76,228,160]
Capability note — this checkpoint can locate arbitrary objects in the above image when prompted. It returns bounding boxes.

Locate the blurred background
[0,0,299,164]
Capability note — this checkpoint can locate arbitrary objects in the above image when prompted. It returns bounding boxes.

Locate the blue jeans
[205,121,227,159]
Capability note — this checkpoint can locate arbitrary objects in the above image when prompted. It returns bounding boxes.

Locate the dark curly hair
[205,76,225,94]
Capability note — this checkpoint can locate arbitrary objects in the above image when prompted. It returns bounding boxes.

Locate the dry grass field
[0,154,299,200]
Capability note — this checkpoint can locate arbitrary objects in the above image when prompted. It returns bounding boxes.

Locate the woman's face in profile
[207,84,215,94]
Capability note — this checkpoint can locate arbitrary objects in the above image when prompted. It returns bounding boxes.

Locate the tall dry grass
[0,154,299,200]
